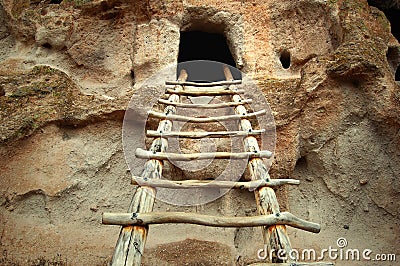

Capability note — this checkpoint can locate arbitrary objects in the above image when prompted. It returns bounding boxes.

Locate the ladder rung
[158,98,253,108]
[102,211,321,233]
[135,148,273,160]
[147,109,266,123]
[146,129,265,138]
[131,176,300,189]
[166,80,242,87]
[166,88,244,96]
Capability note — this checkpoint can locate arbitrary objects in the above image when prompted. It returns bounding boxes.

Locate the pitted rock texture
[0,0,399,265]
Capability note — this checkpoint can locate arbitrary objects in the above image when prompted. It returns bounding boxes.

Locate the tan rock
[0,0,399,265]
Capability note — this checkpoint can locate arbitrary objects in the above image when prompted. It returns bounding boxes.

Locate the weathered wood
[158,98,253,108]
[224,65,295,263]
[112,186,155,266]
[166,87,244,96]
[166,80,241,87]
[146,129,265,139]
[102,211,321,233]
[135,148,273,161]
[147,109,266,123]
[110,70,187,266]
[131,177,300,189]
[223,64,236,81]
[250,262,334,266]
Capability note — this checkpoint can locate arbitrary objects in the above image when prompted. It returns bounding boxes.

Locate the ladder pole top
[178,69,188,82]
[223,64,234,81]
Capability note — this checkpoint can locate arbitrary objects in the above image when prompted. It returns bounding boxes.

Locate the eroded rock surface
[0,0,399,265]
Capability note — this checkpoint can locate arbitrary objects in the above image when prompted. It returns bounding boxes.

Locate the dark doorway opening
[177,31,241,81]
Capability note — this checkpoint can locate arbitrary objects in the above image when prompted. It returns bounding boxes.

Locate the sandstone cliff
[0,0,399,265]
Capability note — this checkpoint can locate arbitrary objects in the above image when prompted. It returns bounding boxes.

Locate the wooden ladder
[102,65,333,266]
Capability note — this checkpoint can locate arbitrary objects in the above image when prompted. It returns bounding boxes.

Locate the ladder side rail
[110,70,187,266]
[223,65,294,263]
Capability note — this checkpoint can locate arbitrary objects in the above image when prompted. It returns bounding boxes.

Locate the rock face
[0,0,399,265]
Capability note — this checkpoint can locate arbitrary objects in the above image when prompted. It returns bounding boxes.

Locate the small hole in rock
[280,49,291,69]
[50,0,63,4]
[42,43,52,49]
[295,156,307,170]
[352,80,361,88]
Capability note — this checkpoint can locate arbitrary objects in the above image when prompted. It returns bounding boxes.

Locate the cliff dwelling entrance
[177,31,241,81]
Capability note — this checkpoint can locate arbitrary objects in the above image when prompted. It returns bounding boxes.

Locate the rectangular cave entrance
[177,31,241,81]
